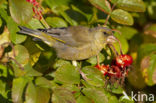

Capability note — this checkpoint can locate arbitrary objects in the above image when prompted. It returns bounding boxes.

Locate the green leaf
[86,53,105,65]
[0,64,8,77]
[127,65,146,89]
[144,24,156,38]
[88,0,111,14]
[108,83,124,94]
[82,88,108,103]
[45,0,77,26]
[28,18,44,29]
[137,44,156,63]
[76,95,92,103]
[45,0,72,10]
[148,2,156,20]
[108,96,119,103]
[12,77,28,103]
[35,77,52,88]
[119,96,134,103]
[46,17,68,28]
[71,5,91,21]
[25,82,50,103]
[60,11,78,26]
[55,64,80,84]
[81,66,105,87]
[118,26,138,40]
[111,9,134,25]
[14,45,29,66]
[0,28,10,46]
[0,8,8,21]
[62,84,81,98]
[53,59,71,69]
[24,38,41,66]
[141,54,156,86]
[7,17,27,44]
[24,63,42,77]
[0,80,9,99]
[9,0,33,24]
[0,8,26,44]
[113,32,129,54]
[52,88,76,103]
[117,0,146,12]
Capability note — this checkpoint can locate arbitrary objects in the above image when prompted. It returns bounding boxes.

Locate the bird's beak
[106,35,117,43]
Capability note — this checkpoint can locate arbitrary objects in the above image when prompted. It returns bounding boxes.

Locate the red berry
[111,65,122,78]
[115,55,133,68]
[95,64,109,75]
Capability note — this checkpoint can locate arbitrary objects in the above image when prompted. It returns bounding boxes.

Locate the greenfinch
[18,26,114,60]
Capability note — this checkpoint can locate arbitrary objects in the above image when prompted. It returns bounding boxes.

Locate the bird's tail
[18,26,43,39]
[18,26,58,46]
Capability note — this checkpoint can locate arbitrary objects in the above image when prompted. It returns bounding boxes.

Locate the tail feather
[18,26,42,38]
[18,26,57,47]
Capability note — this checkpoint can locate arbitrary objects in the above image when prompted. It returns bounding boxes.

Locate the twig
[107,43,119,56]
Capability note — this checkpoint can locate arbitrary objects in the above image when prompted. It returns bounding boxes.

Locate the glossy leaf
[0,80,8,98]
[111,9,134,25]
[127,65,146,89]
[14,45,29,66]
[113,32,129,54]
[53,59,71,69]
[119,96,134,103]
[25,82,50,103]
[86,53,105,65]
[76,95,92,103]
[108,96,119,103]
[110,83,124,94]
[118,26,138,40]
[144,24,156,38]
[52,88,76,103]
[117,0,146,12]
[141,54,156,86]
[46,17,68,28]
[81,66,105,87]
[28,18,44,29]
[137,44,156,63]
[55,64,80,84]
[24,38,41,66]
[24,63,42,77]
[0,64,9,78]
[45,0,78,26]
[60,11,78,26]
[88,0,111,14]
[0,27,10,46]
[82,88,108,103]
[9,0,33,24]
[12,77,28,103]
[148,2,156,20]
[7,17,27,44]
[35,77,52,88]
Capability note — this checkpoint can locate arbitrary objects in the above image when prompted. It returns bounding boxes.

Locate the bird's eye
[103,32,107,35]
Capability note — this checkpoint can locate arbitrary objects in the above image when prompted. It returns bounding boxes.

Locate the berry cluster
[26,0,39,6]
[95,54,133,83]
[26,0,42,20]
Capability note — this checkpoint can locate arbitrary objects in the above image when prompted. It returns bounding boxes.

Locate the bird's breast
[53,38,105,60]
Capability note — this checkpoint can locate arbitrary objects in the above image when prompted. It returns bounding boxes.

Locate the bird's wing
[38,26,93,47]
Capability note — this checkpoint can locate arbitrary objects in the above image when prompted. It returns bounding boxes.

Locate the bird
[18,26,115,60]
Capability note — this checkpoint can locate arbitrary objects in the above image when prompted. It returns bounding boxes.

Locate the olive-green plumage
[18,26,113,60]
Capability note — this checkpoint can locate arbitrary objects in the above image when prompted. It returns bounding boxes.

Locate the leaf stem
[39,13,50,28]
